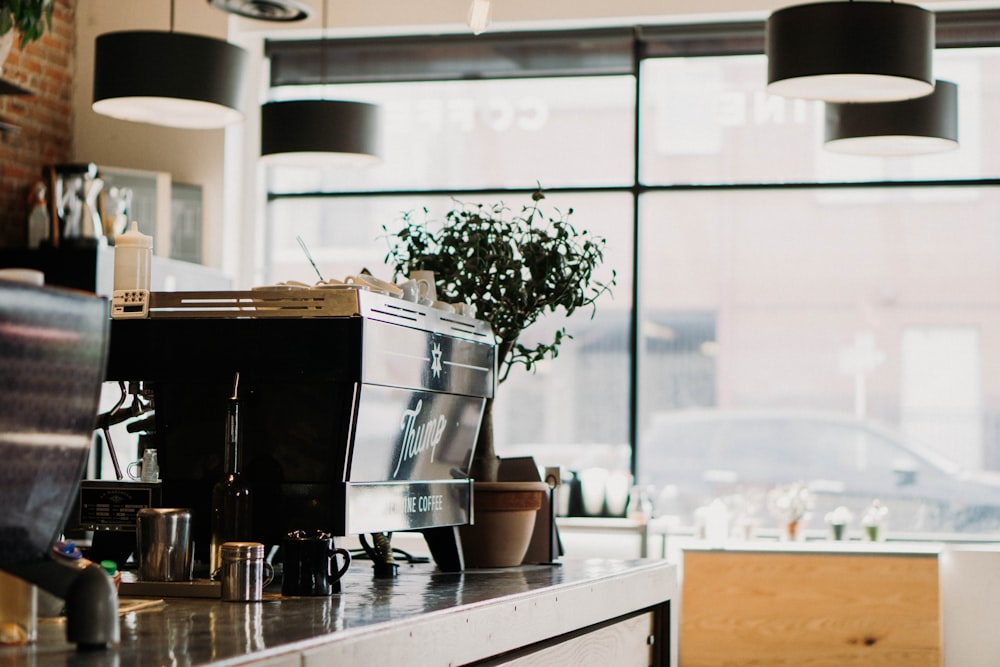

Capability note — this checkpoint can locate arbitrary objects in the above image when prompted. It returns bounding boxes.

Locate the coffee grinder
[0,279,118,649]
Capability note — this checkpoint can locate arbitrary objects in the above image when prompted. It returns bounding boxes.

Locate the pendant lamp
[825,79,958,156]
[766,1,935,103]
[259,0,379,167]
[208,0,312,22]
[92,1,248,129]
[260,100,379,166]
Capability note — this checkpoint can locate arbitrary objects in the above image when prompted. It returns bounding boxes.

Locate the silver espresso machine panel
[103,289,495,563]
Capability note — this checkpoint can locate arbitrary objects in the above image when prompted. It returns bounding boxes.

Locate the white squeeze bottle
[114,221,152,292]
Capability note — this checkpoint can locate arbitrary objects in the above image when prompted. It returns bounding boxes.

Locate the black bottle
[209,373,252,578]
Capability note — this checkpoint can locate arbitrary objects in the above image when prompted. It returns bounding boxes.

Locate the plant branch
[0,0,54,48]
[383,188,616,385]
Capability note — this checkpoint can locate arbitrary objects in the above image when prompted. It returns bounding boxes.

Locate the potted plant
[862,499,888,541]
[767,482,813,541]
[383,188,615,481]
[383,189,614,567]
[0,0,53,73]
[824,505,853,541]
[1,0,53,45]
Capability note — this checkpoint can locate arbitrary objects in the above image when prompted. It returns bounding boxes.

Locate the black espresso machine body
[102,289,495,565]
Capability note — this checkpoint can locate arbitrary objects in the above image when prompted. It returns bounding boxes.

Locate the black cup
[281,530,352,596]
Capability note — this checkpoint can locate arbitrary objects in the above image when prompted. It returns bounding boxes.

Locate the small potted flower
[767,482,813,541]
[824,505,853,541]
[862,499,889,541]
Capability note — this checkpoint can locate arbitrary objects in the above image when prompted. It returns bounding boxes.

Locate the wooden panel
[681,550,941,667]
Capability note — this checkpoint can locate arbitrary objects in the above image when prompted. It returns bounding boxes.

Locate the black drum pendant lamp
[766,1,935,103]
[260,100,379,166]
[259,0,379,167]
[825,79,958,156]
[208,0,312,22]
[92,1,248,129]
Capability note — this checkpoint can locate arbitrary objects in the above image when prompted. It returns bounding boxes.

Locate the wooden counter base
[680,545,941,666]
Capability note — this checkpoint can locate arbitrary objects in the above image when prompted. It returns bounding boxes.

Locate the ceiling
[231,0,1000,38]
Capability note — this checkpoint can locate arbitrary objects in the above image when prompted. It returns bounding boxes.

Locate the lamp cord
[321,0,328,91]
[169,0,175,32]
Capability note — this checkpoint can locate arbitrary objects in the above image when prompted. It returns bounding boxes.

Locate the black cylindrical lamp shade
[260,100,380,167]
[93,31,248,129]
[208,0,312,21]
[766,1,935,103]
[825,80,958,156]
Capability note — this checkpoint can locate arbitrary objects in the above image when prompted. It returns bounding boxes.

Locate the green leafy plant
[383,189,615,479]
[0,0,54,48]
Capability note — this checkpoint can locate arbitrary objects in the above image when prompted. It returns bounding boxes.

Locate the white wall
[939,546,1000,666]
[229,0,1000,35]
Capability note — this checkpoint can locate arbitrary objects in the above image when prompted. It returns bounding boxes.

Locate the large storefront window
[639,49,1000,185]
[637,187,1000,533]
[268,77,636,194]
[263,17,1000,536]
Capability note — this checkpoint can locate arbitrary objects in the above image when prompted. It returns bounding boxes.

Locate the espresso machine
[102,288,495,572]
[0,279,118,649]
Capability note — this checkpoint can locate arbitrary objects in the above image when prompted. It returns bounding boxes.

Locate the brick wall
[0,0,75,247]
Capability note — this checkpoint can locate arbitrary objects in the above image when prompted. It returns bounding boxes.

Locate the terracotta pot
[459,481,548,568]
[783,519,801,541]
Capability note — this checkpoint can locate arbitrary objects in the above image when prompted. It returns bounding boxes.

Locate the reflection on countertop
[3,558,677,667]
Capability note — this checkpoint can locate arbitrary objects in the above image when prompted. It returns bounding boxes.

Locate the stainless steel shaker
[136,508,193,582]
[220,542,273,602]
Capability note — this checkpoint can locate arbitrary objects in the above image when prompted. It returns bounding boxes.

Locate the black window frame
[264,8,1000,481]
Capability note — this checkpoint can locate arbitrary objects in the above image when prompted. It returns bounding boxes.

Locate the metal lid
[286,529,331,541]
[220,541,265,560]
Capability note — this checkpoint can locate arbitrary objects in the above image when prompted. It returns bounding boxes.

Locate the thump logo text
[393,399,448,478]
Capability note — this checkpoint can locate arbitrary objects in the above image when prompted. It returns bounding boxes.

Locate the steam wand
[96,381,152,480]
[97,382,126,479]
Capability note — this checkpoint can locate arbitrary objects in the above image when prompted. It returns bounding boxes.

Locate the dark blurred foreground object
[0,279,118,649]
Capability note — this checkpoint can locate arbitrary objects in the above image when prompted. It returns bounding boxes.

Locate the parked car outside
[638,409,1000,535]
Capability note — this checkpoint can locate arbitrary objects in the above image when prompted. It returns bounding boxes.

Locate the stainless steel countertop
[1,558,677,666]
